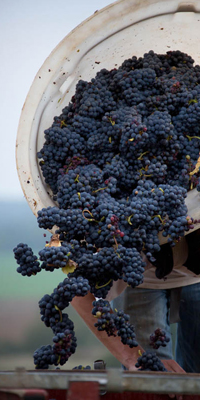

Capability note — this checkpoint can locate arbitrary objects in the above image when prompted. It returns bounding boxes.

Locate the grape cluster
[69,245,124,298]
[33,344,57,369]
[149,328,170,350]
[92,299,117,337]
[39,276,91,328]
[118,247,145,288]
[39,243,72,272]
[13,243,41,276]
[92,299,138,348]
[34,282,86,369]
[135,351,167,371]
[114,310,138,347]
[33,313,77,369]
[56,276,91,302]
[37,206,90,238]
[31,274,91,369]
[52,313,77,366]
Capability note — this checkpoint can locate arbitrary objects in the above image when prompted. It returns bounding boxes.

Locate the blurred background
[0,0,121,370]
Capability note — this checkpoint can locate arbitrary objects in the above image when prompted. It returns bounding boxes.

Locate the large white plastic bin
[16,0,200,242]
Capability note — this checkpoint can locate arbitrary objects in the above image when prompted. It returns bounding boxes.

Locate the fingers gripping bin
[16,0,200,242]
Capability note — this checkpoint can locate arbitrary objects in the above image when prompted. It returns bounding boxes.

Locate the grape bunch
[92,299,118,337]
[92,299,138,348]
[149,328,170,350]
[33,345,57,369]
[135,351,167,372]
[39,242,72,271]
[13,50,200,370]
[32,275,90,369]
[13,243,41,276]
[114,309,138,348]
[33,312,77,369]
[51,314,77,366]
[39,276,91,328]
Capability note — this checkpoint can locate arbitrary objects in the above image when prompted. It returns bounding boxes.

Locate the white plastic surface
[16,0,200,242]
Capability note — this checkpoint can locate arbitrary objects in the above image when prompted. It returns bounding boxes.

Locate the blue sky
[0,0,113,201]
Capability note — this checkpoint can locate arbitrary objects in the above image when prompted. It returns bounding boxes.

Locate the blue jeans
[112,282,200,373]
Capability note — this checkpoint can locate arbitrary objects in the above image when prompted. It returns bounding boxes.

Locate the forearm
[71,292,144,370]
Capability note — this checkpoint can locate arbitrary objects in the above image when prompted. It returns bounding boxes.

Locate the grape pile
[149,328,170,350]
[135,351,167,372]
[37,50,200,273]
[13,50,200,369]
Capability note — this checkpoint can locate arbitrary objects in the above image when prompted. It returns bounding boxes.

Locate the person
[72,237,197,400]
[110,231,200,373]
[72,230,200,373]
[72,289,185,400]
[71,230,200,400]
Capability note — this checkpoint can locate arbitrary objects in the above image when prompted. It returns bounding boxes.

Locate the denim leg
[112,286,173,360]
[176,282,200,372]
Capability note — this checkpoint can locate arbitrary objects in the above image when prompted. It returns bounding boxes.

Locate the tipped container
[16,0,200,241]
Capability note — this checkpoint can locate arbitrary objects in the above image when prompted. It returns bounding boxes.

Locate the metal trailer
[1,368,200,400]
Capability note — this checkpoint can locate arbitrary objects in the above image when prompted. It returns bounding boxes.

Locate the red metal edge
[67,381,100,400]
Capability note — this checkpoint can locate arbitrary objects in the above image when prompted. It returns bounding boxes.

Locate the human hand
[161,359,185,373]
[144,243,174,279]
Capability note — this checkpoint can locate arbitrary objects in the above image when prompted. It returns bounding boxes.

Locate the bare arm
[71,291,144,371]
